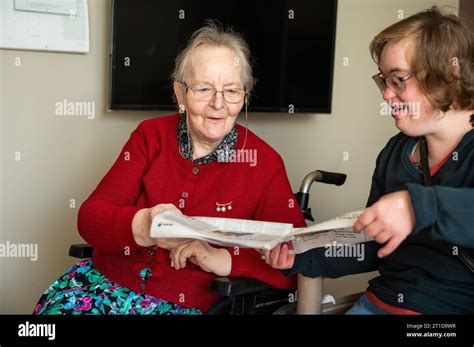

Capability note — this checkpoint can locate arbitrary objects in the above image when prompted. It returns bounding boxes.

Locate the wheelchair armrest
[210,277,294,314]
[69,243,93,258]
[211,277,273,296]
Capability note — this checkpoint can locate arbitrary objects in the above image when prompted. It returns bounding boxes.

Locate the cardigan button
[181,192,188,198]
[139,282,146,291]
[192,167,199,174]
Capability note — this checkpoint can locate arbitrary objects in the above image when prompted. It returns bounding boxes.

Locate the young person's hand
[354,190,415,258]
[169,240,232,276]
[257,242,295,269]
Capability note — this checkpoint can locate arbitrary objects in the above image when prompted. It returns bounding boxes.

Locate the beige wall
[0,0,458,313]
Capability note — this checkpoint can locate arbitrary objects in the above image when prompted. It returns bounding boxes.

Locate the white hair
[171,21,255,97]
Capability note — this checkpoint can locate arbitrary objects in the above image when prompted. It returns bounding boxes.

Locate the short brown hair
[370,6,474,112]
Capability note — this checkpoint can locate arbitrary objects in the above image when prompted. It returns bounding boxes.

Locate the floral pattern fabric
[34,260,202,315]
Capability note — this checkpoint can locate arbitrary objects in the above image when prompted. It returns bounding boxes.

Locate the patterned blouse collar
[177,115,238,165]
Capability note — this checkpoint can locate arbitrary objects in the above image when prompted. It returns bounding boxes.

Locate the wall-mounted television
[109,0,338,113]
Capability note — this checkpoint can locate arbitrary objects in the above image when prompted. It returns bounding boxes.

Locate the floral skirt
[34,259,202,315]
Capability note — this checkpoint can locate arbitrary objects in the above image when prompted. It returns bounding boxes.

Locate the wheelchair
[69,170,363,314]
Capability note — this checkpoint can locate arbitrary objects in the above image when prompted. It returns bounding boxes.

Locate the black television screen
[109,0,337,113]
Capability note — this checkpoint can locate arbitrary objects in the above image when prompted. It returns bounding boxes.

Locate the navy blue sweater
[286,130,474,314]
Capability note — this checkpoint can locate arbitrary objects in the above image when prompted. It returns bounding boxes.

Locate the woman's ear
[173,82,186,113]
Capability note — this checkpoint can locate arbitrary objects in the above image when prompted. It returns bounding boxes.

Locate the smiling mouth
[391,103,410,117]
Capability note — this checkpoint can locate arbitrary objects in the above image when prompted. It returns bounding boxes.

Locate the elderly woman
[266,7,474,314]
[34,23,305,315]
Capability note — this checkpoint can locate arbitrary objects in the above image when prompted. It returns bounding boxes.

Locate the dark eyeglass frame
[180,81,248,104]
[372,72,415,95]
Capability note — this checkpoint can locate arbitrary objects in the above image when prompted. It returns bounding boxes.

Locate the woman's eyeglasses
[181,82,247,104]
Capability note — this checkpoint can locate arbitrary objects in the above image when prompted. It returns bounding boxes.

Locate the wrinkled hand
[257,242,295,270]
[132,203,193,249]
[169,240,232,276]
[354,190,415,258]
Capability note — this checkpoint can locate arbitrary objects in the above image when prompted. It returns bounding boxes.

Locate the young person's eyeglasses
[372,72,415,95]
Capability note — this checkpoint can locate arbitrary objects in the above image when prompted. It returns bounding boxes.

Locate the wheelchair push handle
[296,170,347,222]
[314,170,347,186]
[298,170,347,194]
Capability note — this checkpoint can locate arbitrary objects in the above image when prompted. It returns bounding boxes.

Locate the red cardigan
[78,113,306,312]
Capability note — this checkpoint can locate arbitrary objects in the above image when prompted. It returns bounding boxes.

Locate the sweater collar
[403,128,474,180]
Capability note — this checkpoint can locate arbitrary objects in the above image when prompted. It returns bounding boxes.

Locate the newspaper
[150,210,373,254]
[291,211,373,253]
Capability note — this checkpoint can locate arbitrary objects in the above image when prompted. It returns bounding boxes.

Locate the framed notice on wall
[0,0,90,53]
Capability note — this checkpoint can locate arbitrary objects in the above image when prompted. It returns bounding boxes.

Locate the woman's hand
[169,240,232,276]
[257,242,295,270]
[354,190,416,258]
[132,203,192,249]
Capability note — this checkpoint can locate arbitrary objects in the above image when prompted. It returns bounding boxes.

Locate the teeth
[392,104,409,113]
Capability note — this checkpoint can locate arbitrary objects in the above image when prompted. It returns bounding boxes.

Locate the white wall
[0,0,459,313]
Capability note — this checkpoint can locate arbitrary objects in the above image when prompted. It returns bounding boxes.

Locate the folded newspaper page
[291,211,373,254]
[150,210,372,253]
